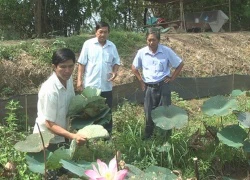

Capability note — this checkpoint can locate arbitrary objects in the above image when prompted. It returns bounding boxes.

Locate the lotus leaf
[71,107,110,129]
[84,97,108,117]
[14,131,54,152]
[68,94,88,116]
[69,139,77,159]
[47,147,71,169]
[82,86,101,97]
[60,159,87,177]
[126,164,177,179]
[152,105,188,130]
[238,112,250,128]
[77,125,109,139]
[243,140,250,153]
[201,95,238,116]
[217,124,247,148]
[26,151,51,174]
[145,165,177,179]
[230,89,245,97]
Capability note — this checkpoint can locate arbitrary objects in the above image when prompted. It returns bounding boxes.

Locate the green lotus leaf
[71,107,110,129]
[238,112,250,128]
[217,124,247,148]
[145,166,178,179]
[126,165,177,179]
[69,139,77,159]
[77,125,109,139]
[231,89,245,97]
[68,94,88,116]
[47,147,71,169]
[125,164,144,178]
[201,95,238,116]
[152,105,188,130]
[84,97,109,117]
[243,140,250,153]
[60,159,87,177]
[26,150,51,174]
[82,86,101,98]
[14,131,54,152]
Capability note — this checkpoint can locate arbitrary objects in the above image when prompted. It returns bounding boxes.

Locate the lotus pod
[77,125,109,139]
[152,105,188,130]
[14,131,54,153]
[217,124,247,148]
[201,95,238,117]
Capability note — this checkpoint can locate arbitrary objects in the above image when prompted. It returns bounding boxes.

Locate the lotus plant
[85,157,128,180]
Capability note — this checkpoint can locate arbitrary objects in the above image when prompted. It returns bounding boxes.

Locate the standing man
[77,22,120,134]
[132,28,184,139]
[33,48,86,151]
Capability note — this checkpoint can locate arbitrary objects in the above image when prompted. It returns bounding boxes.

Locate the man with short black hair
[77,22,120,134]
[33,48,86,151]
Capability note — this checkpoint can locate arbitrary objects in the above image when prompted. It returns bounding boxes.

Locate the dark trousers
[144,82,171,138]
[47,139,70,152]
[101,91,113,134]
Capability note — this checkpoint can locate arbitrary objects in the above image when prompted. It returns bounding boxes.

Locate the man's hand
[73,133,87,145]
[139,80,146,91]
[108,72,118,81]
[76,80,84,92]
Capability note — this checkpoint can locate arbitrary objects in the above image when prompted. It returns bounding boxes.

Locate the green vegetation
[0,31,145,65]
[1,90,250,179]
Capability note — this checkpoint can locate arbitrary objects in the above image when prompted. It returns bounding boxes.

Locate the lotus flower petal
[109,157,118,172]
[85,169,102,179]
[114,169,128,180]
[97,159,109,176]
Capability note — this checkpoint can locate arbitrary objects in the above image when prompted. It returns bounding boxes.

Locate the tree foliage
[0,0,249,39]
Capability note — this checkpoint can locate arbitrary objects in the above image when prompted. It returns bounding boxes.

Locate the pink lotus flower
[85,157,128,180]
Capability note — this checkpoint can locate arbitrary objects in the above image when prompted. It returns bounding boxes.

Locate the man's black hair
[95,21,110,32]
[52,48,76,66]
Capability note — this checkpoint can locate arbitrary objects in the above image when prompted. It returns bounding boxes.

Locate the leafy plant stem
[36,123,47,180]
[193,157,199,180]
[220,117,223,128]
[25,95,28,132]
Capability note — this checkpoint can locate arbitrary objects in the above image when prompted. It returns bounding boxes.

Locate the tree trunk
[34,0,42,37]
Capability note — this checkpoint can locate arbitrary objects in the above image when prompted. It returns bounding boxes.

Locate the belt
[145,80,165,88]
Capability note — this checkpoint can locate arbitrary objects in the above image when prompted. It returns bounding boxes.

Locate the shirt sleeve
[78,41,88,65]
[132,50,142,69]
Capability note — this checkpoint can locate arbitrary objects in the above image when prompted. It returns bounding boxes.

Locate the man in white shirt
[33,48,86,151]
[77,22,120,134]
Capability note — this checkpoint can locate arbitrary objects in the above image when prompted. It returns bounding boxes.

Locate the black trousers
[101,91,113,134]
[144,82,171,138]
